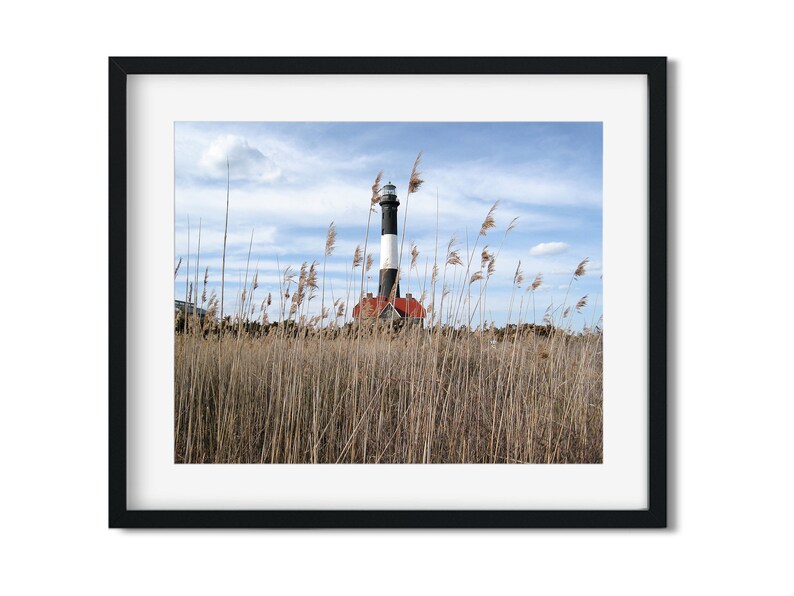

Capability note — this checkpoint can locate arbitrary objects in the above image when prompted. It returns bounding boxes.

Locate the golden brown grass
[175,325,602,463]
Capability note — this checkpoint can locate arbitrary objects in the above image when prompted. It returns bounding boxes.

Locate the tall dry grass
[174,155,602,464]
[175,326,601,463]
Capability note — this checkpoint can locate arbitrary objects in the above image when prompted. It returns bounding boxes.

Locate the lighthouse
[378,182,400,300]
[353,182,426,324]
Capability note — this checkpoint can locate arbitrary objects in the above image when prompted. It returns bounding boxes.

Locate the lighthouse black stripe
[378,268,400,299]
[381,201,398,235]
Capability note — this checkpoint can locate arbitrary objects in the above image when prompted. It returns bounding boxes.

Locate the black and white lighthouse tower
[353,180,425,323]
[378,182,400,299]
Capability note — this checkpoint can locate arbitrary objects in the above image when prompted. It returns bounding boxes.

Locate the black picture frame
[109,56,667,529]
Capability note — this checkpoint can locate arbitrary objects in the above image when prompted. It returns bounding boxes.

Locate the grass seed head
[352,245,363,268]
[487,255,497,277]
[481,246,491,269]
[297,262,307,287]
[325,222,337,257]
[575,257,589,279]
[513,261,524,286]
[282,265,296,287]
[447,250,463,267]
[371,170,383,205]
[479,201,499,236]
[446,234,457,254]
[407,152,424,194]
[307,261,318,289]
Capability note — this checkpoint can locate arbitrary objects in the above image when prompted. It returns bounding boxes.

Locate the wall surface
[2,1,792,594]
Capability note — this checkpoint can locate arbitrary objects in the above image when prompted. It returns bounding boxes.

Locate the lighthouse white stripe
[380,233,398,270]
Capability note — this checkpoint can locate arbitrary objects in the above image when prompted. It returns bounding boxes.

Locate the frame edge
[108,56,668,529]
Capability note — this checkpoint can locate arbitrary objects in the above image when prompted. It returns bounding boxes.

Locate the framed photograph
[109,57,666,528]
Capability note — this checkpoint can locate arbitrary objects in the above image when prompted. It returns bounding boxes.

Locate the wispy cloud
[529,242,569,256]
[429,162,601,208]
[197,134,282,183]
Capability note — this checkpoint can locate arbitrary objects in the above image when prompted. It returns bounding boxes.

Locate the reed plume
[447,250,463,267]
[479,201,498,236]
[307,261,318,289]
[371,170,383,205]
[325,222,337,257]
[298,262,308,289]
[410,242,419,269]
[352,245,363,268]
[513,261,524,287]
[407,152,424,194]
[575,257,589,279]
[481,247,491,269]
[487,255,496,277]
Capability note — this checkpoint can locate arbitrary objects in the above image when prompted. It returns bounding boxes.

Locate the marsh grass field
[174,159,603,464]
[175,324,602,464]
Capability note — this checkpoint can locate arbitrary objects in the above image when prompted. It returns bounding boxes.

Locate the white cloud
[198,135,281,182]
[427,161,601,208]
[529,242,569,256]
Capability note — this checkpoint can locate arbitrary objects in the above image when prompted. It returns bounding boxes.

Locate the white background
[1,1,792,595]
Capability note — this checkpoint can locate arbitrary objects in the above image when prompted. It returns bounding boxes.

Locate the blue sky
[174,122,602,329]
